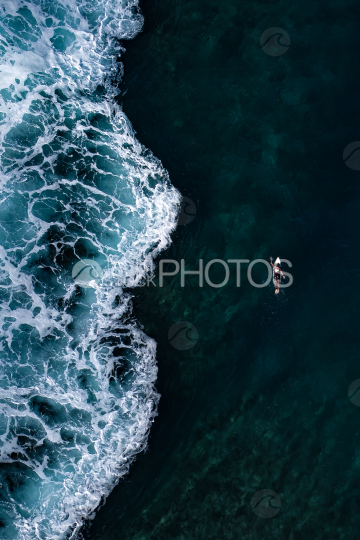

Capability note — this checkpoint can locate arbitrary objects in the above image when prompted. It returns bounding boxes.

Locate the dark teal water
[82,0,360,538]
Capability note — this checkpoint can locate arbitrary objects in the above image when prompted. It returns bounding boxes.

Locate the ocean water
[3,0,360,538]
[0,1,180,539]
[79,0,360,539]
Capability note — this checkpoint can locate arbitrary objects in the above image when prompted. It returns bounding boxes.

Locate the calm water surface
[83,0,360,538]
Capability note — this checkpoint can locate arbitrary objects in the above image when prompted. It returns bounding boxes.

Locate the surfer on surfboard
[270,257,285,294]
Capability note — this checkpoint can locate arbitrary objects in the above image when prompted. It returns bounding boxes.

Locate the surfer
[270,257,285,294]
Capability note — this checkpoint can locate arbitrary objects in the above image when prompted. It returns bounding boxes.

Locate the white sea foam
[0,0,180,538]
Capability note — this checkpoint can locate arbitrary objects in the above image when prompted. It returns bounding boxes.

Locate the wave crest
[0,0,180,538]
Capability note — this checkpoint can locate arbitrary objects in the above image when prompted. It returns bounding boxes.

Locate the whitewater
[0,0,180,538]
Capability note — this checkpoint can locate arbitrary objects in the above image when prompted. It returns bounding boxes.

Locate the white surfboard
[274,257,281,266]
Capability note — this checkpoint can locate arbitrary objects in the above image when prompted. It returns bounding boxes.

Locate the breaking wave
[0,0,180,538]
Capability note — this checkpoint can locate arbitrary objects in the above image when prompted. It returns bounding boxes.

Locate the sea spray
[0,0,180,538]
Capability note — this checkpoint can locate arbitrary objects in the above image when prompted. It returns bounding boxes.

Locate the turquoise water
[0,1,180,538]
[2,0,360,538]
